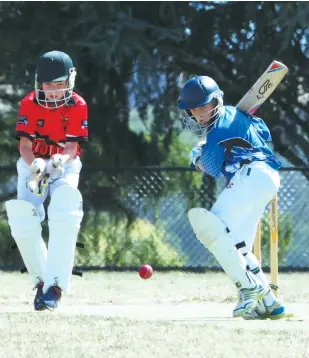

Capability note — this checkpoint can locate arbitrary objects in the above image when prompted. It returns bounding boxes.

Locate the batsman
[178,75,285,319]
[5,50,88,311]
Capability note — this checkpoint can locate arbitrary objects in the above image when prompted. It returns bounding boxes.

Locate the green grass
[0,271,309,358]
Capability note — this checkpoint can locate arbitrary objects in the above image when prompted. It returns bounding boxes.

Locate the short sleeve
[222,112,250,141]
[250,116,272,142]
[65,102,88,142]
[16,100,35,141]
[199,140,225,178]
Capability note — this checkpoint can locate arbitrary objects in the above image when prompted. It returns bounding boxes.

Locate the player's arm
[61,142,79,164]
[47,100,88,174]
[19,135,35,166]
[61,102,88,163]
[65,101,88,146]
[16,99,37,166]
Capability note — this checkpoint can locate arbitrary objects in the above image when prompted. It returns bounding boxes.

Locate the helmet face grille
[35,51,76,108]
[182,94,224,138]
[35,69,76,109]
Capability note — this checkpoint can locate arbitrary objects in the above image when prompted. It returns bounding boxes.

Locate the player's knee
[48,186,83,225]
[5,200,41,237]
[6,200,38,220]
[188,208,229,248]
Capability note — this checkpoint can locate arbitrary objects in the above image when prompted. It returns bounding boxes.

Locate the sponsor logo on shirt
[36,119,45,127]
[81,120,88,129]
[17,115,28,125]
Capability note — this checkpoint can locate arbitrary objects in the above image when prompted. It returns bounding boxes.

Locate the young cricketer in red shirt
[6,50,88,311]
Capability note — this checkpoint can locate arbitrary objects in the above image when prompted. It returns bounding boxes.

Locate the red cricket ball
[138,264,153,279]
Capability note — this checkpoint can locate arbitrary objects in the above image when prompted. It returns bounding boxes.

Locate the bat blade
[236,61,288,115]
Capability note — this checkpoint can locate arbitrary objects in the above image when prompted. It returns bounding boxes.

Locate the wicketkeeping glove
[26,158,48,196]
[46,154,65,182]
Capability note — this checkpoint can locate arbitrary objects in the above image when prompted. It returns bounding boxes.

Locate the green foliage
[1,1,308,171]
[0,1,307,270]
[0,217,22,267]
[0,2,189,167]
[76,212,184,267]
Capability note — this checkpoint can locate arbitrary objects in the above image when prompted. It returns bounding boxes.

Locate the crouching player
[178,75,285,319]
[5,50,88,311]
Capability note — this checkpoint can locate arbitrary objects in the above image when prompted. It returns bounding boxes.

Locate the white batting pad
[188,208,257,289]
[188,208,229,247]
[44,185,83,294]
[5,200,47,285]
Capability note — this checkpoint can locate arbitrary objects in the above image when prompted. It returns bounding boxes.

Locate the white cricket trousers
[211,161,280,254]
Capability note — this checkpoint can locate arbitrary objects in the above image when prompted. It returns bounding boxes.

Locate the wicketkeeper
[5,50,88,311]
[178,75,285,319]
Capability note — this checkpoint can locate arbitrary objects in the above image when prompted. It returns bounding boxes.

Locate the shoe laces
[239,286,257,301]
[33,281,44,291]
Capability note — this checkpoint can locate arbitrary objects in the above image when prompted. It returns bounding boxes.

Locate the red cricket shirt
[16,91,88,158]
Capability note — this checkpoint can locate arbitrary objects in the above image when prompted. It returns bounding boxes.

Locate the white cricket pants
[211,161,280,254]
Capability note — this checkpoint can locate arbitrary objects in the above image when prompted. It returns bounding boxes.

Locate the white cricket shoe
[233,284,268,318]
[265,298,285,319]
[243,296,286,320]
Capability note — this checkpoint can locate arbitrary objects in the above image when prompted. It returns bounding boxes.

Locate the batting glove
[189,140,206,171]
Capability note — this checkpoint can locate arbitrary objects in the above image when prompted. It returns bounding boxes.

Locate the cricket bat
[240,61,287,297]
[236,60,288,114]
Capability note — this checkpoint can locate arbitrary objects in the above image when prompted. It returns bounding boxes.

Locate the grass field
[0,271,309,358]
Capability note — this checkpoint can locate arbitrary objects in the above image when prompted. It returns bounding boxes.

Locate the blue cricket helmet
[178,76,223,110]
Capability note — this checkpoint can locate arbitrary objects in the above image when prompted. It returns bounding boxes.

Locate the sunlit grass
[0,271,309,358]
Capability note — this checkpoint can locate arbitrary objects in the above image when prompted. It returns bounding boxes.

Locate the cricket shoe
[265,298,285,319]
[243,297,286,320]
[233,284,268,318]
[264,285,286,319]
[33,281,47,311]
[42,286,62,311]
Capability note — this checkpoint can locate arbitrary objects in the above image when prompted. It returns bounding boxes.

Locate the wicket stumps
[253,194,279,296]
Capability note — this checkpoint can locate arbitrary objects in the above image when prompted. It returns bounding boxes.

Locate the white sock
[263,289,277,307]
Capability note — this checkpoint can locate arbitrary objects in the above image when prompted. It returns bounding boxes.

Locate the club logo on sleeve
[36,119,45,127]
[17,115,28,125]
[81,119,88,129]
